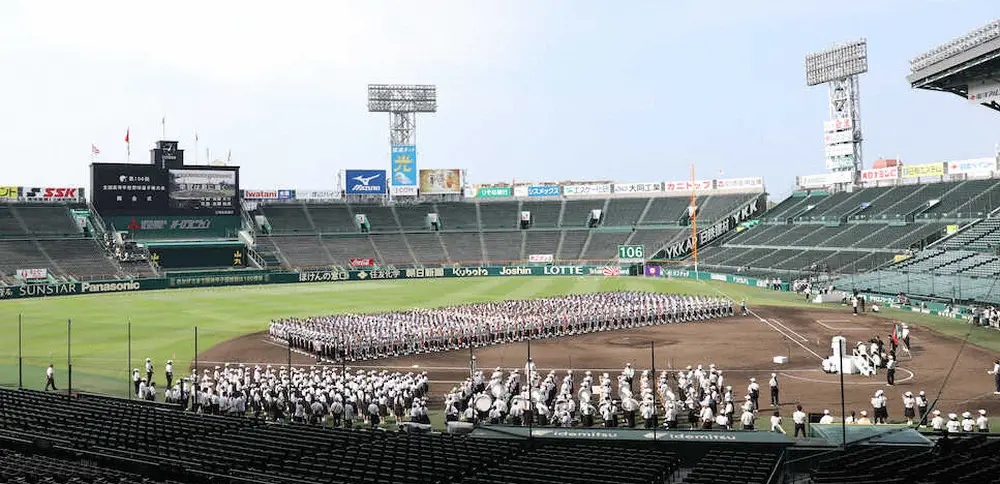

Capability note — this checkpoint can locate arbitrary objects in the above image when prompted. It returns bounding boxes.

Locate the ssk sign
[349,258,375,267]
[24,187,81,200]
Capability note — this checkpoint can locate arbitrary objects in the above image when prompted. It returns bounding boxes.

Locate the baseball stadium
[5,11,1000,484]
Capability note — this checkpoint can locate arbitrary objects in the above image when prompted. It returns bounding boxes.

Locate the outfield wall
[0,265,634,300]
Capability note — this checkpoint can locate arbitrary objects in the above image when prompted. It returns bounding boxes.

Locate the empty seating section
[434,202,480,230]
[478,201,520,229]
[581,231,630,260]
[561,200,604,227]
[862,223,945,249]
[369,234,413,266]
[406,233,448,265]
[601,198,648,226]
[795,191,854,221]
[558,231,588,260]
[728,224,787,245]
[322,235,377,266]
[520,200,562,228]
[394,205,431,230]
[354,205,399,232]
[0,205,25,235]
[306,203,356,232]
[269,236,331,267]
[641,197,689,224]
[0,240,49,274]
[683,449,778,484]
[763,193,817,222]
[921,179,998,218]
[482,231,522,263]
[942,219,1000,251]
[16,206,79,235]
[38,239,118,278]
[807,439,1000,484]
[849,183,922,220]
[814,224,876,248]
[694,193,751,222]
[868,181,956,219]
[764,225,824,246]
[441,232,484,264]
[459,444,679,484]
[522,230,561,258]
[627,228,685,253]
[262,205,314,233]
[0,447,180,484]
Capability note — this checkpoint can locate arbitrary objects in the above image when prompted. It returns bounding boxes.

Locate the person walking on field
[44,364,57,391]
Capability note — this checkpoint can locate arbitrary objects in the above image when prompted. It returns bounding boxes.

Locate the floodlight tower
[805,40,868,179]
[367,84,437,146]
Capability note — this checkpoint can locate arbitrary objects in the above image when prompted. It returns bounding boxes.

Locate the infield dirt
[198,305,1000,419]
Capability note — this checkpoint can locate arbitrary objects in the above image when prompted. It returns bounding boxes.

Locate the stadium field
[2,276,999,416]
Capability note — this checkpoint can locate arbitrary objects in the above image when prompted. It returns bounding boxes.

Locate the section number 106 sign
[617,245,645,263]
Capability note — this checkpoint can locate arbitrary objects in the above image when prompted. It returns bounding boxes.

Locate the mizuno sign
[345,170,387,195]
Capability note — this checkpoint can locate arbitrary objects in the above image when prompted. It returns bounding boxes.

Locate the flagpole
[161,116,166,139]
[194,133,199,164]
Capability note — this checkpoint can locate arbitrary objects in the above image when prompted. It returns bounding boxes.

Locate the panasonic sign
[81,281,141,294]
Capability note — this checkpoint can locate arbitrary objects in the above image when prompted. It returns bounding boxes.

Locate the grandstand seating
[0,388,684,484]
[369,233,414,266]
[522,230,561,259]
[482,231,522,263]
[520,200,562,228]
[558,231,588,260]
[38,238,119,278]
[581,231,630,261]
[406,233,448,265]
[683,449,778,484]
[602,198,649,227]
[435,202,480,230]
[478,201,520,229]
[307,203,357,233]
[261,205,314,233]
[441,232,484,265]
[641,197,689,224]
[561,199,604,227]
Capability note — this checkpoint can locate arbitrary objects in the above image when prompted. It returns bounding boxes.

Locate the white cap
[771,373,776,377]
[980,409,987,415]
[823,409,830,415]
[860,411,867,416]
[963,411,972,418]
[949,413,958,420]
[933,410,941,415]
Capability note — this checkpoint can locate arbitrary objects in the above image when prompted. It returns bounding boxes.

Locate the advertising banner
[16,269,48,280]
[664,180,712,192]
[476,186,512,198]
[349,258,375,267]
[823,130,853,145]
[391,145,417,187]
[419,169,462,194]
[105,215,240,240]
[796,171,853,188]
[0,186,20,199]
[602,266,622,277]
[528,254,554,263]
[243,189,294,200]
[823,118,853,132]
[947,158,996,175]
[901,162,945,179]
[613,182,662,194]
[22,187,84,201]
[644,265,662,277]
[526,185,561,197]
[296,189,339,200]
[714,177,764,190]
[826,154,856,171]
[860,167,899,182]
[345,170,387,195]
[392,186,419,196]
[968,80,1000,105]
[824,143,854,158]
[562,184,612,196]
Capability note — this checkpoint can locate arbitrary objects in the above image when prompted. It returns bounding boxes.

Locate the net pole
[194,326,199,412]
[127,320,132,400]
[651,340,657,441]
[17,314,22,389]
[67,319,72,397]
[690,165,699,276]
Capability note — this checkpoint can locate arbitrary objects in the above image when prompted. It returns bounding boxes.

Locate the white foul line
[769,318,808,342]
[815,320,869,332]
[750,309,824,361]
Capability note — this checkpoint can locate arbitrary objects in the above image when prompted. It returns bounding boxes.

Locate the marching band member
[977,410,989,432]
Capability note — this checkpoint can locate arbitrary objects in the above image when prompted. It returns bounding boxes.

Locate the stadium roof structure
[907,19,1000,112]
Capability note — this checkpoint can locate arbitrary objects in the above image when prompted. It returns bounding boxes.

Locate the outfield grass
[0,276,995,399]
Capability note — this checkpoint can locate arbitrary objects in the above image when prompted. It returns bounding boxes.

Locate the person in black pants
[44,364,57,391]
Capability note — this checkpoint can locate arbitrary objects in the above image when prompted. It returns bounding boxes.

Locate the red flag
[124,128,130,144]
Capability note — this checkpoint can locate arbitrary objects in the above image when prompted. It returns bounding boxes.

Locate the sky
[1,0,998,200]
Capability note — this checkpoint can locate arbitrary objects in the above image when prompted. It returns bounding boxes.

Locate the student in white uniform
[961,412,975,433]
[44,364,57,391]
[819,409,835,424]
[856,411,871,425]
[740,410,756,430]
[769,411,785,434]
[976,410,989,433]
[946,413,961,434]
[930,410,945,432]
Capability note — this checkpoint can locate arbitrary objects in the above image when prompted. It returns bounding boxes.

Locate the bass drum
[474,394,493,413]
